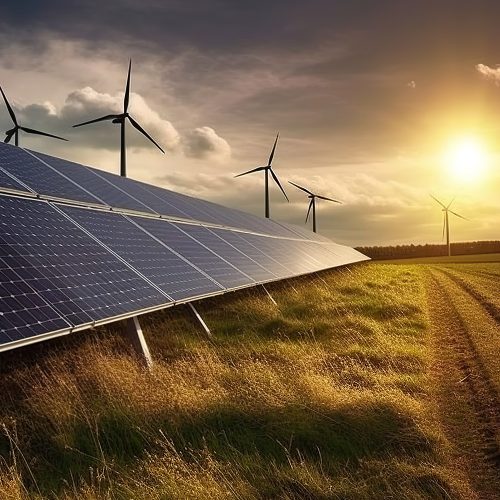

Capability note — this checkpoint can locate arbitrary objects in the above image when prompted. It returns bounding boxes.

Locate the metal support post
[188,303,211,337]
[262,285,277,306]
[125,316,153,368]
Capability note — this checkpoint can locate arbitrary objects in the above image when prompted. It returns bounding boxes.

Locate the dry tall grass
[0,264,477,498]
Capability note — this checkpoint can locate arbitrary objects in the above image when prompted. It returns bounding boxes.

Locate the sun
[444,137,488,183]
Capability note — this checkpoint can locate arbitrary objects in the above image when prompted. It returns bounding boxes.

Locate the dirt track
[426,269,500,499]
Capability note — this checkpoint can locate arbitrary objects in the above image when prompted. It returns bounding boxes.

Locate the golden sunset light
[444,136,489,183]
[0,2,499,499]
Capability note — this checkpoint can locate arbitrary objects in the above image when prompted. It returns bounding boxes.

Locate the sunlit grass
[0,264,477,498]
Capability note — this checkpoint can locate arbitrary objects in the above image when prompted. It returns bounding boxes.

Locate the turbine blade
[73,114,118,127]
[124,59,132,112]
[430,194,446,209]
[316,194,342,203]
[267,132,279,166]
[305,198,313,223]
[449,209,469,221]
[0,86,17,125]
[288,180,314,196]
[19,126,68,141]
[128,115,165,153]
[234,166,265,178]
[447,197,455,209]
[4,130,15,144]
[270,167,289,202]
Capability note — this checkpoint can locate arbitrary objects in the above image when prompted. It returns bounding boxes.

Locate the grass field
[379,252,500,264]
[0,261,498,499]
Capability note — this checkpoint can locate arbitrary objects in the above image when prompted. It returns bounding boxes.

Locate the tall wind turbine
[431,195,468,256]
[73,60,164,177]
[289,181,341,233]
[234,133,289,218]
[1,86,67,146]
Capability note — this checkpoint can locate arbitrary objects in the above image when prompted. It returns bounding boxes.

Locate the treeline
[356,240,500,260]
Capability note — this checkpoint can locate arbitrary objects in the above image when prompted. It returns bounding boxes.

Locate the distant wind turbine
[0,86,67,146]
[73,60,164,177]
[289,181,341,233]
[431,195,468,256]
[234,133,288,218]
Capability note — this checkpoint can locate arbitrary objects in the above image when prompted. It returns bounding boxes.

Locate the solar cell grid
[0,144,102,205]
[0,196,167,332]
[0,167,30,193]
[177,224,271,282]
[222,232,293,279]
[29,151,154,214]
[133,217,251,289]
[60,206,223,301]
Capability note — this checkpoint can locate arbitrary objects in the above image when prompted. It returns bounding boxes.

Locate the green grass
[378,252,500,264]
[0,263,486,499]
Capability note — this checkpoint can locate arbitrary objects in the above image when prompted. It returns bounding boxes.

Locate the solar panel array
[0,142,368,352]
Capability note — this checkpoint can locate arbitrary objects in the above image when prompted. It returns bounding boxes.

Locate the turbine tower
[1,86,67,146]
[431,195,468,256]
[73,60,164,177]
[235,133,288,218]
[289,181,341,233]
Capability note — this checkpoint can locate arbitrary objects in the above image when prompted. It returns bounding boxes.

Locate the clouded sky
[0,0,499,245]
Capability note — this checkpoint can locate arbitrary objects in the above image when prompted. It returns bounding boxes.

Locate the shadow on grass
[16,398,436,496]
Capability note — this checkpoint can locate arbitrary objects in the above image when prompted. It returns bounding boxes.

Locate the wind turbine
[73,60,165,177]
[1,86,67,146]
[289,181,342,233]
[431,195,468,256]
[234,133,289,218]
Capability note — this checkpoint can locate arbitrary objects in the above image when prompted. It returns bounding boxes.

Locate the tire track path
[426,269,500,499]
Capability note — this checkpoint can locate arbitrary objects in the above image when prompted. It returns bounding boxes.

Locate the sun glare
[444,137,488,183]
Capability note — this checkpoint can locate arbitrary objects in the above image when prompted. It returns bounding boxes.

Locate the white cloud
[60,87,181,151]
[407,80,416,89]
[475,63,500,84]
[182,126,231,161]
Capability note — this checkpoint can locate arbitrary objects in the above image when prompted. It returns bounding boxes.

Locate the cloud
[58,87,180,151]
[475,63,500,84]
[407,80,416,89]
[182,126,231,161]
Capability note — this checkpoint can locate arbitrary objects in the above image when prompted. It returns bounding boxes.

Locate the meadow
[0,260,498,499]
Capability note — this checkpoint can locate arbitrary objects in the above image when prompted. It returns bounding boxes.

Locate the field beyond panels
[0,261,498,499]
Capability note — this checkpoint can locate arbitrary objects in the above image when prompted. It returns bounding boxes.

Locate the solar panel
[0,196,168,335]
[132,217,252,289]
[59,206,224,301]
[28,151,154,214]
[0,144,369,353]
[176,224,273,282]
[213,230,293,279]
[0,166,31,193]
[0,143,102,205]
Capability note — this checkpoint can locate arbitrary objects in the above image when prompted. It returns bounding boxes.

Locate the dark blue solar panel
[29,151,154,214]
[0,143,101,204]
[89,170,196,221]
[213,231,292,279]
[0,196,166,338]
[0,255,71,346]
[0,166,31,193]
[60,207,223,301]
[244,236,320,275]
[132,217,251,289]
[177,224,272,282]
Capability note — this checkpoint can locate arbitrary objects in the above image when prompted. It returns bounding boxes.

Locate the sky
[0,0,499,246]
